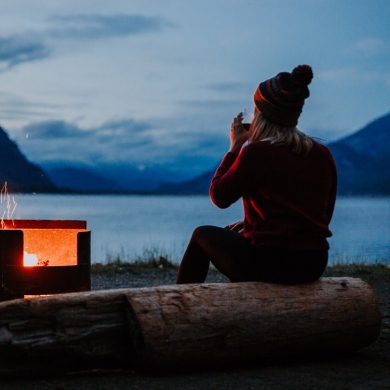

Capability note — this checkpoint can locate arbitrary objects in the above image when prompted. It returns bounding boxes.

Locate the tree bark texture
[0,277,381,377]
[0,289,133,377]
[125,277,381,370]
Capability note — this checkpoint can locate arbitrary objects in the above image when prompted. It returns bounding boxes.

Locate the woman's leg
[176,225,255,284]
[176,225,329,284]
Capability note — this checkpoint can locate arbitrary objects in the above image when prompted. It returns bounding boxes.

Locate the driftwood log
[125,277,381,370]
[0,289,133,377]
[0,277,381,377]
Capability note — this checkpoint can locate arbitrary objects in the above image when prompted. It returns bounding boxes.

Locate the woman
[176,65,337,284]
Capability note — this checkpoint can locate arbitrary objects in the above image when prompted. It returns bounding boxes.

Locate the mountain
[327,143,390,194]
[327,111,390,195]
[156,168,216,194]
[3,111,389,195]
[42,163,193,193]
[333,112,390,157]
[45,166,119,192]
[0,126,57,193]
[157,111,390,195]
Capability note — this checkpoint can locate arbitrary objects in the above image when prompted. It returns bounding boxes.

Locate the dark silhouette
[176,65,337,284]
[0,126,57,193]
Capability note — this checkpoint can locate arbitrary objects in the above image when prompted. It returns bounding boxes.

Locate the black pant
[176,225,328,284]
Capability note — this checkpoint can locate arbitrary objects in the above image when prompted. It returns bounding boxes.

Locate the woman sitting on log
[176,65,337,284]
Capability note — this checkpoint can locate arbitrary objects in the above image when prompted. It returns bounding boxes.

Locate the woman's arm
[210,114,265,209]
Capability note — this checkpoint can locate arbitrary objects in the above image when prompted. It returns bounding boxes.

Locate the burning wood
[23,251,39,266]
[0,220,91,300]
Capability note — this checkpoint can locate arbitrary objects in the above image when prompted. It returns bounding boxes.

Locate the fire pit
[0,220,90,301]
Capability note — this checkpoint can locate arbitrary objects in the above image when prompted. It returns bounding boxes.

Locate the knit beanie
[253,65,313,127]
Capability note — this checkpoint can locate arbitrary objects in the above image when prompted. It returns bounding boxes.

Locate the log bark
[125,277,381,370]
[0,277,382,377]
[0,289,134,377]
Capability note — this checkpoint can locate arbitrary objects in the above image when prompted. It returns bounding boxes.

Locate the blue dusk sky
[1,0,389,176]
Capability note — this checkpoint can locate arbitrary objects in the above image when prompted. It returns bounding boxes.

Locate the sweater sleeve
[325,152,338,222]
[210,144,265,209]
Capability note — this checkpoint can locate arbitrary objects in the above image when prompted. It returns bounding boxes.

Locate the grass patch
[92,246,178,275]
[91,257,177,275]
[324,261,390,277]
[92,260,390,277]
[92,246,390,278]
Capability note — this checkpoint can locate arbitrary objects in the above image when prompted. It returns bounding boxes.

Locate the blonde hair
[249,111,313,155]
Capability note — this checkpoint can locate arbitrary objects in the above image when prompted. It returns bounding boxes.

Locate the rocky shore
[2,263,390,389]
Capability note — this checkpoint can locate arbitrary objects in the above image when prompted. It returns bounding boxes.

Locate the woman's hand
[225,220,244,234]
[229,112,249,154]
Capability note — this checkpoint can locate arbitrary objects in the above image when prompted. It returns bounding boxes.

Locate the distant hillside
[327,111,390,195]
[156,169,216,194]
[0,126,57,193]
[327,143,390,195]
[4,110,389,195]
[42,163,192,193]
[157,111,390,195]
[334,112,390,157]
[46,166,119,192]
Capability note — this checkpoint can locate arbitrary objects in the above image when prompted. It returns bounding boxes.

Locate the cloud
[0,14,172,71]
[23,120,86,139]
[18,118,156,164]
[97,118,150,133]
[0,93,62,122]
[47,14,172,40]
[354,38,387,55]
[0,35,51,70]
[206,82,252,94]
[318,67,386,85]
[13,93,248,173]
[15,115,225,173]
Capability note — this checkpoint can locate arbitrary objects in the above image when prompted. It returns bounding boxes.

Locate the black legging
[176,225,328,284]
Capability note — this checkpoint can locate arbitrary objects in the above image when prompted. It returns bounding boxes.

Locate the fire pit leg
[0,230,24,301]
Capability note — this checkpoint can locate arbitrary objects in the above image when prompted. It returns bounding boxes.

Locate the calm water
[6,194,390,265]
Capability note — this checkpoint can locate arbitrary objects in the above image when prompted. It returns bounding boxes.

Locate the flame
[1,189,84,268]
[1,182,17,229]
[24,251,39,267]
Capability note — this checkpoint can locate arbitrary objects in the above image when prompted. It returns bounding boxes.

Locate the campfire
[0,183,91,300]
[0,219,91,300]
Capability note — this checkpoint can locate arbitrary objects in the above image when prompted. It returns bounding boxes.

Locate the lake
[5,194,390,265]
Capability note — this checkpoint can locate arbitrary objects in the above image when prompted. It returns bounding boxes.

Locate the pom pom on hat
[291,65,313,86]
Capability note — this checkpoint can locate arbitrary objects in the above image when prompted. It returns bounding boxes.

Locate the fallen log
[125,277,381,370]
[0,289,134,377]
[0,277,381,377]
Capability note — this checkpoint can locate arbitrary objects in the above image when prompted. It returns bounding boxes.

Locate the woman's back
[210,140,337,250]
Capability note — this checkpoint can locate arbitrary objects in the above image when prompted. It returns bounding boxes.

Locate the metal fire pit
[0,220,90,301]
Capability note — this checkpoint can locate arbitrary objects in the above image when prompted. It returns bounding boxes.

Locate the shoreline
[90,260,390,287]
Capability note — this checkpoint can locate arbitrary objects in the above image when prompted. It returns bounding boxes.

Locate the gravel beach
[2,264,390,389]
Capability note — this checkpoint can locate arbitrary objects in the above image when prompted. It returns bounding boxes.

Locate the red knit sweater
[210,140,337,250]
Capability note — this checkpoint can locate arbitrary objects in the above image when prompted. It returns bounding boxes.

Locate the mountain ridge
[332,111,390,157]
[0,126,57,193]
[1,111,390,195]
[155,111,390,195]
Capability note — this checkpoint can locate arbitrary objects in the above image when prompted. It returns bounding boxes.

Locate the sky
[1,0,390,177]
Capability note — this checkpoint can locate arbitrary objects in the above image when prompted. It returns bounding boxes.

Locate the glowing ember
[24,251,38,267]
